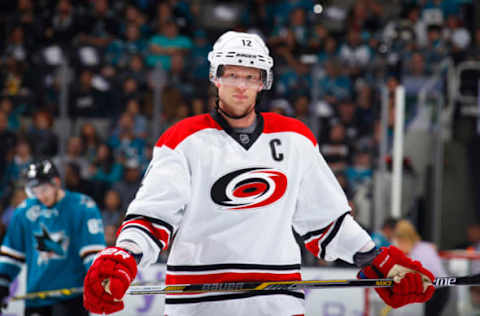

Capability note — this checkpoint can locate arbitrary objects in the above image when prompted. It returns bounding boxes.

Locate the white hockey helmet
[208,31,274,90]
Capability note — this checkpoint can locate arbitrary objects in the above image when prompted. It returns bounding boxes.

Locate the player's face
[30,182,58,207]
[216,65,263,117]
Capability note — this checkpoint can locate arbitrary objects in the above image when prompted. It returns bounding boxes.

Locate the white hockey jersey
[116,111,372,316]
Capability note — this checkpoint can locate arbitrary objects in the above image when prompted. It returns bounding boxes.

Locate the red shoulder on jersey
[262,112,317,146]
[155,114,222,149]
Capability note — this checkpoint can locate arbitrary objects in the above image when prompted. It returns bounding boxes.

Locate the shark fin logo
[34,224,69,264]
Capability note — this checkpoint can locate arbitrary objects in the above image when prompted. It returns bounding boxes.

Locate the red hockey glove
[359,245,435,308]
[83,247,137,314]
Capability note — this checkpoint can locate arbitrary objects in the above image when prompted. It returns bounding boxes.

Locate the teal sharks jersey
[0,191,106,307]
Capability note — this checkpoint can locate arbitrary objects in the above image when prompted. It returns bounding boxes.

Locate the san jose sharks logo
[34,224,69,264]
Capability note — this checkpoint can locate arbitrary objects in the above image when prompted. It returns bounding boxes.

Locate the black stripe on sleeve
[167,263,301,272]
[320,212,349,260]
[122,225,165,251]
[165,290,304,304]
[0,252,26,263]
[300,225,331,241]
[124,214,174,236]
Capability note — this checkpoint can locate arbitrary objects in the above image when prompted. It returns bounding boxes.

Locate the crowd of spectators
[0,0,476,263]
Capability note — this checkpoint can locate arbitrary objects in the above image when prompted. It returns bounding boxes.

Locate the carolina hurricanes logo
[211,167,287,210]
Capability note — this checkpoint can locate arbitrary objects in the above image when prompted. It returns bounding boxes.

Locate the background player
[0,160,105,316]
[83,31,435,315]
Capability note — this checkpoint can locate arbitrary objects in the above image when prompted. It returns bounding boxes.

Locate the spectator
[189,30,212,84]
[79,122,102,163]
[423,24,447,66]
[77,0,119,49]
[317,58,353,105]
[146,20,192,70]
[0,57,33,99]
[167,52,195,98]
[53,136,90,179]
[317,36,339,65]
[121,54,149,91]
[241,0,276,36]
[355,83,376,137]
[1,188,27,228]
[101,189,123,227]
[275,63,311,99]
[69,68,107,118]
[89,143,124,187]
[292,95,312,128]
[105,23,147,67]
[112,158,142,211]
[6,0,42,50]
[346,0,384,34]
[4,25,29,62]
[371,217,398,248]
[124,98,148,139]
[393,219,450,316]
[339,29,372,77]
[159,86,186,132]
[9,138,33,182]
[421,0,459,26]
[332,98,361,143]
[443,14,471,63]
[402,52,431,97]
[27,111,58,158]
[270,29,302,69]
[44,0,81,48]
[320,123,352,172]
[118,77,142,109]
[308,23,329,53]
[121,3,150,39]
[104,224,117,247]
[345,150,373,192]
[108,112,145,162]
[273,0,315,27]
[0,97,23,132]
[64,162,95,198]
[275,8,309,48]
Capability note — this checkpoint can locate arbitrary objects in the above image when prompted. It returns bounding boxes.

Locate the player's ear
[214,79,221,88]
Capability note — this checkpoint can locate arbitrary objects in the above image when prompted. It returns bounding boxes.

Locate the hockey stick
[8,281,160,301]
[10,287,83,301]
[10,274,480,300]
[126,274,480,295]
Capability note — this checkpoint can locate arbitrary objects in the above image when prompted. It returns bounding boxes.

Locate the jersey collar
[210,110,264,150]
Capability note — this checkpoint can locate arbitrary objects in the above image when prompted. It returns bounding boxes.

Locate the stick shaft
[126,274,480,295]
[11,274,480,300]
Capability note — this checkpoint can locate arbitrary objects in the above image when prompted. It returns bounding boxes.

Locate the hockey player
[83,31,435,315]
[0,160,105,316]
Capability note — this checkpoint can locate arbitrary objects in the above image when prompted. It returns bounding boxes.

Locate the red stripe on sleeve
[304,223,333,258]
[118,219,171,250]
